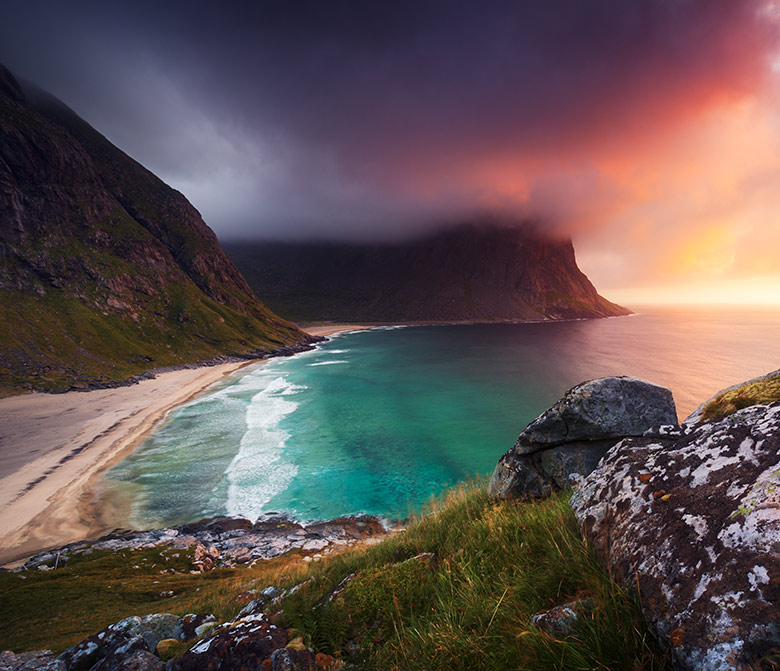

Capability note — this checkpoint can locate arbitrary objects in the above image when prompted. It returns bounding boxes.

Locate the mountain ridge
[0,64,310,393]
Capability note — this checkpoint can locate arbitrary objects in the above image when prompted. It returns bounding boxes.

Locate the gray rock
[0,650,65,671]
[489,376,679,500]
[531,598,595,638]
[56,613,213,671]
[109,651,165,671]
[570,401,780,670]
[92,642,163,671]
[131,614,183,651]
[270,647,315,671]
[517,376,678,451]
[538,440,615,489]
[488,452,553,500]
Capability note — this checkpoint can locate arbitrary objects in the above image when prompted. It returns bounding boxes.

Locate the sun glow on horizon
[602,276,780,307]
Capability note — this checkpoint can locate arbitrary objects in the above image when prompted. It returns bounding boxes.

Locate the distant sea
[100,306,780,529]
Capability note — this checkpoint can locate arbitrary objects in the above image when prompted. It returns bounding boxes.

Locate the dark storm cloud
[1,0,777,240]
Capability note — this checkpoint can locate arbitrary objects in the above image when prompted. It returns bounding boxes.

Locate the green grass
[280,485,668,670]
[0,546,310,654]
[0,485,668,669]
[701,374,780,420]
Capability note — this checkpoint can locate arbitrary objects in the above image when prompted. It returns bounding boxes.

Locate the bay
[101,306,780,529]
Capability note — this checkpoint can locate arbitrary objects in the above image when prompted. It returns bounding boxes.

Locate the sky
[2,0,780,304]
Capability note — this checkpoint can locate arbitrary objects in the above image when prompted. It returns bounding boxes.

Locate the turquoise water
[102,307,780,529]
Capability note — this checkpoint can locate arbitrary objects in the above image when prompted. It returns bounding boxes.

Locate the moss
[701,374,780,420]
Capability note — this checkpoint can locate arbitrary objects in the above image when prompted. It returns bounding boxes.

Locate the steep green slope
[0,65,307,393]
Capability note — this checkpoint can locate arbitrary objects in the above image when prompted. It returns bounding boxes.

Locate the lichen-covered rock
[168,603,287,671]
[0,650,64,671]
[92,647,163,671]
[56,612,213,671]
[517,376,678,451]
[570,401,780,670]
[270,644,316,671]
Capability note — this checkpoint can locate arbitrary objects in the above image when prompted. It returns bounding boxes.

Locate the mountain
[0,64,309,393]
[223,224,631,323]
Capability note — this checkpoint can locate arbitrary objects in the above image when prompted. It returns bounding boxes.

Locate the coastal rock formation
[0,63,308,392]
[489,377,678,499]
[223,223,631,323]
[570,401,780,670]
[16,515,390,573]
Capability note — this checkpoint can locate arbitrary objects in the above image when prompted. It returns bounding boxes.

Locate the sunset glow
[2,0,780,305]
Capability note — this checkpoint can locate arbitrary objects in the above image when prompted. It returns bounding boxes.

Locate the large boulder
[489,377,678,499]
[517,376,678,452]
[570,401,780,670]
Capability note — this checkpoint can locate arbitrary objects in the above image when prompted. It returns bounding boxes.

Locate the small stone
[531,598,594,638]
[155,639,179,659]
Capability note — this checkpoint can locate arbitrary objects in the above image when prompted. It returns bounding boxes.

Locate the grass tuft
[701,374,780,420]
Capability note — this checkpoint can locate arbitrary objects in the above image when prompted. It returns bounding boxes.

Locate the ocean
[100,306,780,529]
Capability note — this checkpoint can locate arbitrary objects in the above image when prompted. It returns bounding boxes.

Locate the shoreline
[0,361,256,566]
[0,317,627,566]
[0,324,365,566]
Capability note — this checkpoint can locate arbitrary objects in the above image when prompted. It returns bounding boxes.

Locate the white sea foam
[307,360,349,366]
[224,376,306,521]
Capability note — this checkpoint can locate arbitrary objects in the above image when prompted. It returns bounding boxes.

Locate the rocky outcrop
[570,401,780,670]
[2,592,340,671]
[489,377,678,499]
[55,613,215,671]
[14,514,390,573]
[0,63,308,392]
[224,223,631,323]
[1,601,338,671]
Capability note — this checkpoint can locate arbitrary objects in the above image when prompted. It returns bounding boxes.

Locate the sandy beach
[0,362,257,566]
[301,324,374,337]
[0,325,369,566]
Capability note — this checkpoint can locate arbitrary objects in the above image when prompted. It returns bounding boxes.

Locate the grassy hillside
[0,485,668,670]
[0,66,307,393]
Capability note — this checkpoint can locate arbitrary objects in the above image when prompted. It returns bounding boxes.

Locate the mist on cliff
[2,0,780,295]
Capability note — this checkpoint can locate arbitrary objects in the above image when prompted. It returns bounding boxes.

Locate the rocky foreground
[15,515,391,574]
[491,371,780,670]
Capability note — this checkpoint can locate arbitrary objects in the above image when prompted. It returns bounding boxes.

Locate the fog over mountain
[2,1,780,298]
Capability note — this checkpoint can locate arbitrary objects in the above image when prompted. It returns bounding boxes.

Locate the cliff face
[224,224,630,323]
[0,65,307,392]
